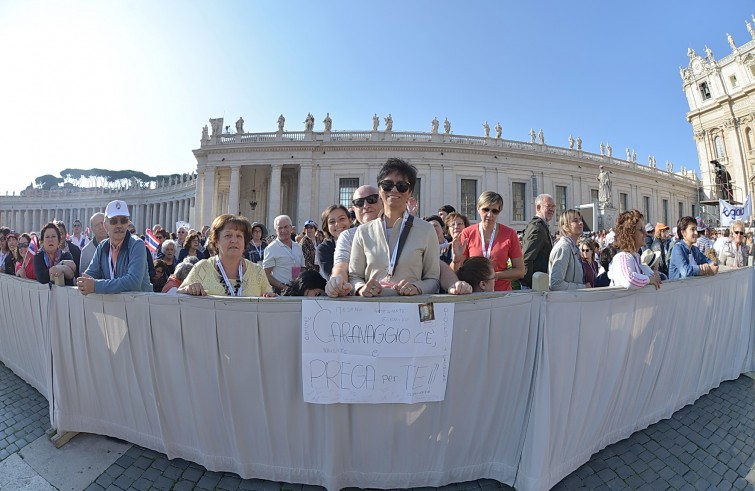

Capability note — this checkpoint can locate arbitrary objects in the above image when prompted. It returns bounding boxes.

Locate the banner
[301,299,454,404]
[719,194,751,226]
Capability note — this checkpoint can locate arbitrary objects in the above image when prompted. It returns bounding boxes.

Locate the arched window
[714,135,725,158]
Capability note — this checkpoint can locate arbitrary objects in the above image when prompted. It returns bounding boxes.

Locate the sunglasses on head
[352,194,379,208]
[109,217,129,225]
[379,180,411,193]
[481,207,501,214]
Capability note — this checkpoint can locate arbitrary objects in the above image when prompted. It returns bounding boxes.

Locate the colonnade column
[201,167,216,229]
[228,165,241,215]
[296,164,313,229]
[267,163,282,229]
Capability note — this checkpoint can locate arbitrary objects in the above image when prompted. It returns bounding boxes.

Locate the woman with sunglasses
[15,233,36,280]
[578,237,599,289]
[349,158,440,297]
[34,223,76,286]
[452,191,524,291]
[718,219,748,268]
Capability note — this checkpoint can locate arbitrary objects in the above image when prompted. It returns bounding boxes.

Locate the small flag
[145,229,159,253]
[29,235,39,255]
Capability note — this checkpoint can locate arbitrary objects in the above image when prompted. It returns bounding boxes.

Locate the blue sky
[1,1,753,194]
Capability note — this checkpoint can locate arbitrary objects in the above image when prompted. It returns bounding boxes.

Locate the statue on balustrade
[201,125,209,141]
[538,128,544,144]
[277,114,285,132]
[209,118,223,137]
[529,128,536,143]
[568,135,574,149]
[304,113,315,131]
[431,116,439,133]
[323,113,332,132]
[666,161,673,172]
[606,143,612,157]
[235,117,244,134]
[597,166,612,205]
[632,150,637,162]
[384,114,393,131]
[747,21,755,40]
[599,142,605,156]
[576,136,582,150]
[495,122,502,139]
[372,113,380,131]
[482,121,490,137]
[444,118,451,134]
[705,45,714,62]
[727,33,736,51]
[626,148,631,161]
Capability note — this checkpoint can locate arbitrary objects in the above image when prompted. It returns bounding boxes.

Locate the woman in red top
[451,191,524,291]
[15,233,36,280]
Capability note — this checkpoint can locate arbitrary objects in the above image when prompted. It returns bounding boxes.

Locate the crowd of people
[1,158,751,299]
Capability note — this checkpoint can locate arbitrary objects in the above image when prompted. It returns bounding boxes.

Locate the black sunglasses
[379,180,411,193]
[733,231,744,235]
[481,207,501,214]
[109,217,129,225]
[18,243,29,248]
[352,194,379,208]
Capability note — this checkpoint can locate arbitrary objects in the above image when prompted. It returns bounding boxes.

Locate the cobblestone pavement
[2,361,754,490]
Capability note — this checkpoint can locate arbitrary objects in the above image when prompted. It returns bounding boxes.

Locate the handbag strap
[392,214,414,273]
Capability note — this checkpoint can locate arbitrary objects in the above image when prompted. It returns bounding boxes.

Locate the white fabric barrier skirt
[515,268,754,491]
[49,291,540,491]
[0,275,52,401]
[0,269,753,491]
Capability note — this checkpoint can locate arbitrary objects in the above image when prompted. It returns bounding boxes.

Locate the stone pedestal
[598,203,619,231]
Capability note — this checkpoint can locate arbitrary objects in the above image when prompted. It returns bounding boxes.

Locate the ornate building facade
[0,119,700,235]
[192,117,699,232]
[682,19,755,213]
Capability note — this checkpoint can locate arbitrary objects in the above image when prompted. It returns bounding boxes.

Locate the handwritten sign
[302,300,454,404]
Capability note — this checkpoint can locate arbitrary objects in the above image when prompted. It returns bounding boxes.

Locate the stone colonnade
[0,195,196,235]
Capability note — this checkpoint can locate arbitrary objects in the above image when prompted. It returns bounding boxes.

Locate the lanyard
[479,223,497,259]
[108,247,118,280]
[383,211,409,277]
[279,240,299,263]
[217,258,243,296]
[252,241,263,259]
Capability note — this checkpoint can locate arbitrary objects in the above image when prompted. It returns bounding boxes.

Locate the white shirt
[262,238,305,284]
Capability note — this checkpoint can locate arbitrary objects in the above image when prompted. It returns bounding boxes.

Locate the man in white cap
[77,200,152,295]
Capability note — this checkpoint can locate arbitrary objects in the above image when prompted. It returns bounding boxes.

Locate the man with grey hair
[521,193,556,289]
[79,212,107,274]
[263,214,305,293]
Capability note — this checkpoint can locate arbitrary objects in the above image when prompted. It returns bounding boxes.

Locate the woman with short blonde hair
[548,209,588,290]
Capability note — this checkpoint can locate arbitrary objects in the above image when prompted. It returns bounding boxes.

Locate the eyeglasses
[733,231,744,235]
[109,217,129,225]
[581,249,591,252]
[18,243,29,248]
[352,194,379,208]
[481,207,501,214]
[378,180,411,193]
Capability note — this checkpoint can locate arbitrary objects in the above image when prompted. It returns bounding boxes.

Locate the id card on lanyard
[280,241,301,281]
[217,258,243,296]
[383,211,410,281]
[479,223,497,259]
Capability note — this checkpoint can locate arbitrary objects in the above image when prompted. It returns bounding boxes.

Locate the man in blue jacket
[77,200,152,295]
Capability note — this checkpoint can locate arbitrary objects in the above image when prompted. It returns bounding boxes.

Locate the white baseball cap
[105,200,130,218]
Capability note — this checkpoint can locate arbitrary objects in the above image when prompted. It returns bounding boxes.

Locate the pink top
[460,223,522,291]
[608,251,650,289]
